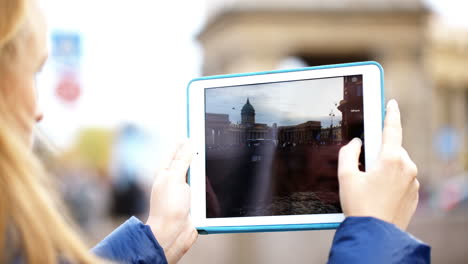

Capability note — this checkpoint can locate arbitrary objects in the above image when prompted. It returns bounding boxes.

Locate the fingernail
[352,137,362,146]
[176,139,189,151]
[387,99,398,109]
[183,140,193,151]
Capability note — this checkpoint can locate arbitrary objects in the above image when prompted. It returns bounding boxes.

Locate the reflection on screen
[204,75,364,218]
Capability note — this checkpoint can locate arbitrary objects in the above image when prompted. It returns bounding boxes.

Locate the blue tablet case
[187,61,385,234]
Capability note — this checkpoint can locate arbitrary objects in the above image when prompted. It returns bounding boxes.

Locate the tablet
[187,61,384,234]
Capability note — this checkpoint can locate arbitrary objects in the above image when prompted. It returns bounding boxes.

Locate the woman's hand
[146,141,198,263]
[338,99,419,230]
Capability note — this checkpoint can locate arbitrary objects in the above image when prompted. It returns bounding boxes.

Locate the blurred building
[181,0,468,263]
[198,0,468,185]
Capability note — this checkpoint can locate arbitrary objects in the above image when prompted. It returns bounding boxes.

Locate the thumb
[338,138,363,180]
[168,140,193,183]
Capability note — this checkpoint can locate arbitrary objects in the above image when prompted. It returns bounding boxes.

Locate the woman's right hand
[338,99,419,230]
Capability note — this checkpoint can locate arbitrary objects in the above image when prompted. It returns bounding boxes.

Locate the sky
[206,77,343,127]
[426,0,468,28]
[35,0,467,156]
[36,0,206,157]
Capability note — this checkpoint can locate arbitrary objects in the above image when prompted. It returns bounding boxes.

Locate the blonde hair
[0,0,104,263]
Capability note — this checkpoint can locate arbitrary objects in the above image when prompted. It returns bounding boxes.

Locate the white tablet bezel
[188,63,383,228]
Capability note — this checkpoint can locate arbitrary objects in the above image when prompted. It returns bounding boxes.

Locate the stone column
[449,88,467,174]
[379,48,434,180]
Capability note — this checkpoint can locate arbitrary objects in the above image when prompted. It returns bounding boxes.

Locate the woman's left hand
[146,141,198,264]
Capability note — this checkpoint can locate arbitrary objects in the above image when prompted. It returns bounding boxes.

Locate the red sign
[56,75,81,103]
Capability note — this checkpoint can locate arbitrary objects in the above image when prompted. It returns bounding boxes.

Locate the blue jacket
[92,217,167,263]
[92,216,430,263]
[328,217,431,264]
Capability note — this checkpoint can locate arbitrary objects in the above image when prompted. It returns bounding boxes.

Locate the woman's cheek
[16,76,38,141]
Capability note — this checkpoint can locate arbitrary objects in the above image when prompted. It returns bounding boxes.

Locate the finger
[165,220,198,262]
[168,140,193,183]
[182,218,198,250]
[161,143,181,170]
[155,143,182,182]
[338,138,362,180]
[413,178,420,193]
[382,99,402,151]
[400,148,418,181]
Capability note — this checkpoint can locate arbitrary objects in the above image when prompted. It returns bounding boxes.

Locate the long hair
[0,0,104,263]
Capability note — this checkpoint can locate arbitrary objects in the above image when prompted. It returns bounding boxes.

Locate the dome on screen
[241,98,255,115]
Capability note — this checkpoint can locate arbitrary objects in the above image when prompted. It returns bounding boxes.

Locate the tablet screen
[204,75,364,218]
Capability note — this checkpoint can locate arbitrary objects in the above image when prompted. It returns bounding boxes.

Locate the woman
[1,0,429,263]
[0,0,196,263]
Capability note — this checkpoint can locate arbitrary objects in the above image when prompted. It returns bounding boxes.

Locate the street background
[34,0,468,263]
